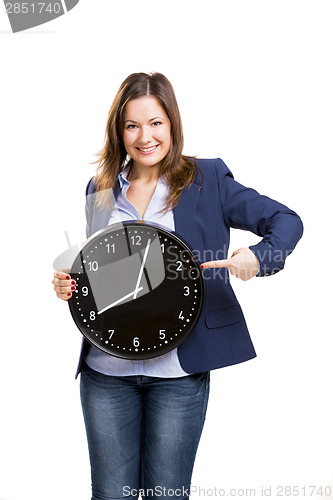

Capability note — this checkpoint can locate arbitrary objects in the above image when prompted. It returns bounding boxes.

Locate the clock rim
[68,220,205,360]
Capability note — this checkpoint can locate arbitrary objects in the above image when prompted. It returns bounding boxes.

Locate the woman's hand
[200,247,259,281]
[52,271,76,301]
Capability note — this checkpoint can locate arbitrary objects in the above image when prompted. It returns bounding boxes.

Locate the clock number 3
[183,286,190,296]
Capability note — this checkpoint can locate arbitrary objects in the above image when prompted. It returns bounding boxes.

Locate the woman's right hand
[52,271,76,301]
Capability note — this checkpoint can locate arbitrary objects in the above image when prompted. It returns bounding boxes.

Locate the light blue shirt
[84,166,189,377]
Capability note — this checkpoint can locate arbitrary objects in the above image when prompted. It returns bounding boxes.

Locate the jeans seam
[201,372,210,425]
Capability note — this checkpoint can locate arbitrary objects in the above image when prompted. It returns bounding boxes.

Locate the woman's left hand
[200,247,260,281]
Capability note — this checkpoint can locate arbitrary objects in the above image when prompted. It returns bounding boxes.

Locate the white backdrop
[0,1,332,500]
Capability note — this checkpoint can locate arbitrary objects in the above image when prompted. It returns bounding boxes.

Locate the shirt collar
[118,165,131,189]
[117,165,168,190]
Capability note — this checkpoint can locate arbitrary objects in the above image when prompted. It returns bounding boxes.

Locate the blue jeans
[80,364,210,500]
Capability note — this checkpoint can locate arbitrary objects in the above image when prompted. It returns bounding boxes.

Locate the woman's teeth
[138,145,158,152]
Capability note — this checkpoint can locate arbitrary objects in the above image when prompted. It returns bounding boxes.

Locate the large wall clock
[68,221,204,360]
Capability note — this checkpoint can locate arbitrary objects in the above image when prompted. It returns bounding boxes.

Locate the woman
[52,72,303,500]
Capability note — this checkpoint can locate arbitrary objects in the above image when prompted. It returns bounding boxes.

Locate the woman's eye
[152,121,162,126]
[126,124,137,130]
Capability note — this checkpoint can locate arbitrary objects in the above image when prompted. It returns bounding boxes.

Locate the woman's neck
[128,162,160,183]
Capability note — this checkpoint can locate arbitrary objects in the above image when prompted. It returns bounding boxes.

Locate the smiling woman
[93,72,199,214]
[122,96,173,218]
[52,72,303,500]
[123,96,171,167]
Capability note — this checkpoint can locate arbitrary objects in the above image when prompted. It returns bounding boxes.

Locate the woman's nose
[139,126,152,144]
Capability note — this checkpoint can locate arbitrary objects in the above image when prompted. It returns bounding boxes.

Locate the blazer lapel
[174,181,201,241]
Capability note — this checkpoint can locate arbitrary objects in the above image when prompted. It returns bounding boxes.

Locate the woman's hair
[94,72,200,211]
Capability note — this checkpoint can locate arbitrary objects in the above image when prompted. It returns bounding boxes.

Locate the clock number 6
[133,337,140,347]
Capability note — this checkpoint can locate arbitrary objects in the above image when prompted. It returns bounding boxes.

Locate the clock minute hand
[133,238,151,299]
[97,286,144,315]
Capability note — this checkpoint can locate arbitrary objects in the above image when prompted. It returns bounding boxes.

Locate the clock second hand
[97,286,144,315]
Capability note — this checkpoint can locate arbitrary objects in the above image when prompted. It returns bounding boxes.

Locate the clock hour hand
[97,286,144,315]
[133,239,151,299]
[97,238,151,315]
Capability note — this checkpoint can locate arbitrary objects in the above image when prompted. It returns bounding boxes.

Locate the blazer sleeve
[216,158,303,277]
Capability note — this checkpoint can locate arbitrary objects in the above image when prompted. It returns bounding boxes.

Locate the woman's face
[123,96,171,171]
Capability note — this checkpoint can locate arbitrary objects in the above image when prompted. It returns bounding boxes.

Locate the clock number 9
[82,286,89,297]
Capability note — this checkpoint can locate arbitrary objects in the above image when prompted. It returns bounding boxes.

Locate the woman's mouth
[136,145,159,155]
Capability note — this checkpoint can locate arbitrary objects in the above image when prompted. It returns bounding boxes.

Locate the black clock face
[69,221,204,360]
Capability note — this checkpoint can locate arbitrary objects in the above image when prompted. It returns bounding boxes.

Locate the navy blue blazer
[75,158,303,377]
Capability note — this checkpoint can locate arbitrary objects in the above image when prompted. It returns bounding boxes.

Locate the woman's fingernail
[200,264,204,268]
[66,275,70,280]
[67,292,71,296]
[71,286,76,291]
[71,280,76,285]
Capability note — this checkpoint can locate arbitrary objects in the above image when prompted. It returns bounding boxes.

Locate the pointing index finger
[200,259,232,269]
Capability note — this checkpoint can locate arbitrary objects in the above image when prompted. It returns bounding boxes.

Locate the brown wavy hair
[94,72,200,211]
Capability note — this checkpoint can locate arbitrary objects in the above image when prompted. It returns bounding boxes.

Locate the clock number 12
[130,235,142,245]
